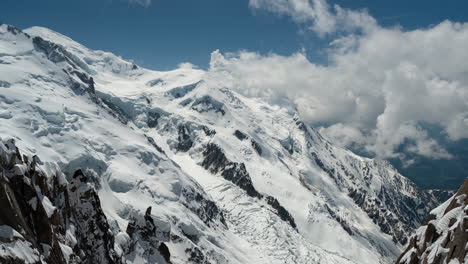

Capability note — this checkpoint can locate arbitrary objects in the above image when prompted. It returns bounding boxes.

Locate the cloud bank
[207,0,468,161]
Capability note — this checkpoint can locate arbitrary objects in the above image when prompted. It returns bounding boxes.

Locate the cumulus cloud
[248,0,377,36]
[206,15,468,160]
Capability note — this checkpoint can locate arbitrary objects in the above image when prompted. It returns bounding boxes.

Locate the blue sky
[2,0,467,70]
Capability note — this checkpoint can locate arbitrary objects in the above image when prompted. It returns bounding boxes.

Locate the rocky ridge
[396,179,468,264]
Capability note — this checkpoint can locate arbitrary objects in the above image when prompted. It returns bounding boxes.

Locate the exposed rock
[125,206,171,263]
[146,78,165,87]
[396,179,468,264]
[191,96,225,116]
[180,187,227,227]
[147,111,161,128]
[250,139,263,156]
[69,169,120,264]
[201,125,216,137]
[177,124,193,152]
[233,130,262,155]
[0,139,176,264]
[233,130,248,141]
[201,143,296,229]
[167,81,201,99]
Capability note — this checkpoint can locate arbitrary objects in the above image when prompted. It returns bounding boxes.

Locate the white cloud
[178,62,199,69]
[248,0,377,36]
[207,16,468,160]
[128,0,151,7]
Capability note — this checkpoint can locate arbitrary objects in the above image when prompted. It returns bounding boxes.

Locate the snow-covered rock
[396,179,468,264]
[0,138,122,263]
[0,24,448,263]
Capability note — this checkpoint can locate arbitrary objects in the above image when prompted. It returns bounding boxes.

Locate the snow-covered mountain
[0,24,445,263]
[396,179,468,264]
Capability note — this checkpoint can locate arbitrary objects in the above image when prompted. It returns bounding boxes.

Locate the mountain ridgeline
[0,24,461,264]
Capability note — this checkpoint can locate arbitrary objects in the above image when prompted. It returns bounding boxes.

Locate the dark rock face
[167,81,201,99]
[69,169,120,264]
[180,187,227,228]
[264,196,297,229]
[33,35,97,99]
[233,130,248,141]
[250,139,263,156]
[0,139,176,264]
[158,243,171,263]
[145,135,165,154]
[233,130,263,155]
[191,96,226,116]
[202,125,216,137]
[201,143,296,229]
[100,98,130,124]
[33,36,92,75]
[324,204,354,236]
[177,124,193,152]
[396,179,468,264]
[202,143,260,198]
[5,25,23,35]
[0,139,121,264]
[185,246,212,264]
[147,111,161,128]
[126,206,171,263]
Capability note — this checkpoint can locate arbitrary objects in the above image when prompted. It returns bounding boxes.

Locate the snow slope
[0,24,443,263]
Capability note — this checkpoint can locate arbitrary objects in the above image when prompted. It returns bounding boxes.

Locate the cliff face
[0,138,170,264]
[396,179,468,264]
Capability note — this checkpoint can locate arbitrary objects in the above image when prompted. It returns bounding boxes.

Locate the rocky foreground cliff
[396,179,468,264]
[0,138,175,263]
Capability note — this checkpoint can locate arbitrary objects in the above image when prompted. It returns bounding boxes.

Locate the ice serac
[396,179,468,264]
[0,24,448,263]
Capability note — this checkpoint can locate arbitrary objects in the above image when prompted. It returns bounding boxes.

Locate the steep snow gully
[0,24,460,264]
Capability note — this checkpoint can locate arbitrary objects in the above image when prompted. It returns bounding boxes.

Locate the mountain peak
[25,26,79,47]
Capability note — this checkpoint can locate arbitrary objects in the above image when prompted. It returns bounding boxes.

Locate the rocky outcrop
[396,179,468,264]
[167,81,201,99]
[233,130,262,155]
[202,143,296,229]
[0,138,174,264]
[0,138,122,264]
[69,169,120,264]
[125,206,171,263]
[190,96,226,116]
[177,124,194,152]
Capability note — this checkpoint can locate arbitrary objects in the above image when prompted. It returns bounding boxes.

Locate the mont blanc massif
[0,24,467,264]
